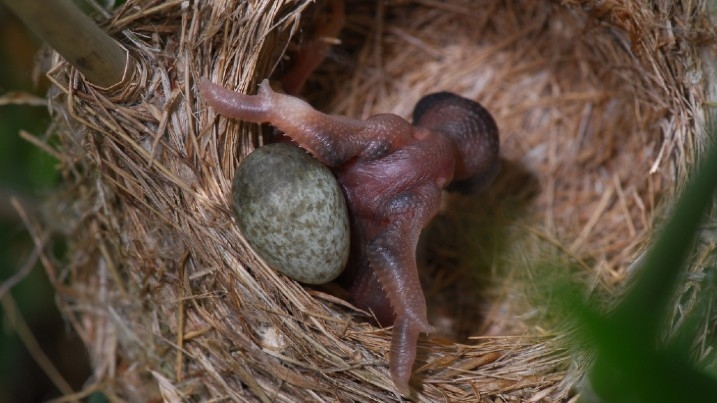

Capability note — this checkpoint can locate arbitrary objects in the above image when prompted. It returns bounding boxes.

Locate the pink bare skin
[280,0,345,95]
[200,79,499,394]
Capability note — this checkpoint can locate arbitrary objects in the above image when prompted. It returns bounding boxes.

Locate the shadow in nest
[419,157,541,341]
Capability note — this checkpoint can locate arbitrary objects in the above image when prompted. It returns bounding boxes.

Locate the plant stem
[3,0,135,89]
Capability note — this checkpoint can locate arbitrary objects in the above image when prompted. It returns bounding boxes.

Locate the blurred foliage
[572,120,717,402]
[0,4,88,402]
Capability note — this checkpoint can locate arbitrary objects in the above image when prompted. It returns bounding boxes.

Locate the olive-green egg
[232,143,350,284]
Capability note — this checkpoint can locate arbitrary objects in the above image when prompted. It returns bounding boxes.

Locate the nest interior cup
[41,0,715,401]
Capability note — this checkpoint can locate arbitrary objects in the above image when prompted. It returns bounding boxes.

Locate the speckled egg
[232,143,350,284]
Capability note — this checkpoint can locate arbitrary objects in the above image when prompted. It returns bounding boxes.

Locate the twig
[1,294,74,396]
[2,0,135,89]
[0,199,74,396]
[0,231,40,300]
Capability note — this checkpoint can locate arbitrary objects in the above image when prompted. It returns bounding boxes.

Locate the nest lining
[39,0,715,401]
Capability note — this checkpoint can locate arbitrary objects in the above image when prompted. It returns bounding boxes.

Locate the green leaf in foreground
[577,125,717,402]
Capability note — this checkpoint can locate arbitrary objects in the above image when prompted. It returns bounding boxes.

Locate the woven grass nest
[40,0,716,401]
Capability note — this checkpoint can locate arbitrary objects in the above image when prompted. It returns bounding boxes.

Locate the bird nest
[40,0,715,401]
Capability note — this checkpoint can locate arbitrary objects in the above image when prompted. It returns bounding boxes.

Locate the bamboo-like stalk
[3,0,135,89]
